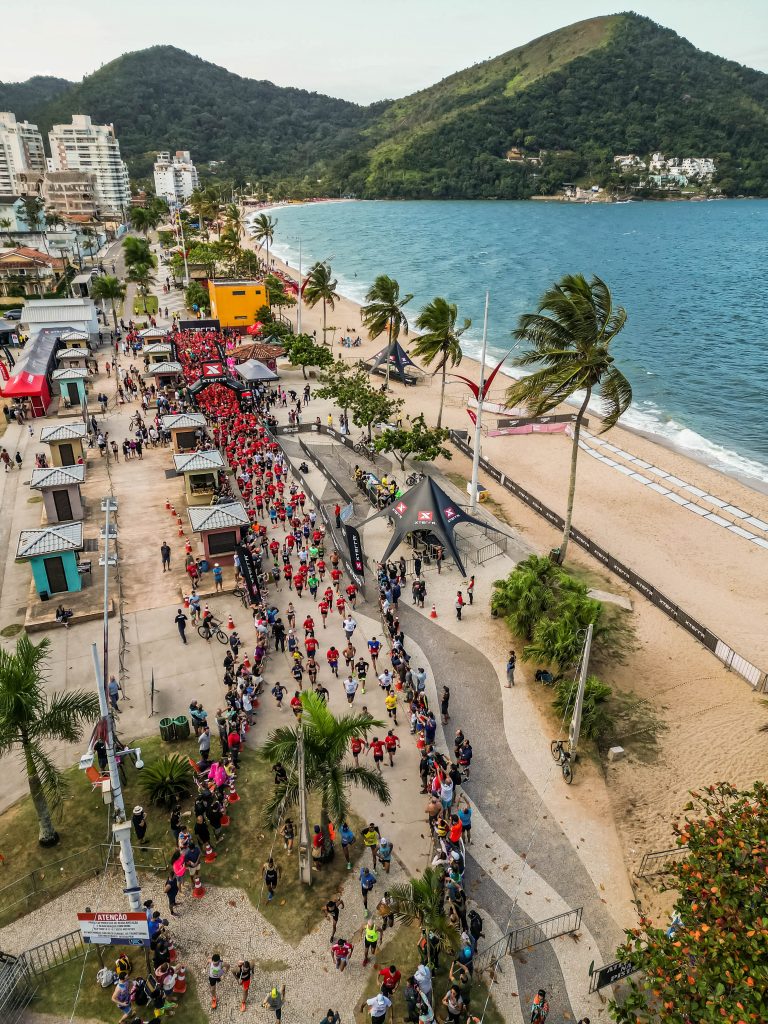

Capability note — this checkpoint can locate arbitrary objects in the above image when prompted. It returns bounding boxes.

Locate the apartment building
[43,170,100,223]
[48,115,130,216]
[153,150,199,204]
[0,112,46,195]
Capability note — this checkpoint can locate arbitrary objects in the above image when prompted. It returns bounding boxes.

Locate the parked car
[3,308,22,320]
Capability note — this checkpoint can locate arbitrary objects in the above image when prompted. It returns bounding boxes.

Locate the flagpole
[297,238,302,335]
[469,291,489,510]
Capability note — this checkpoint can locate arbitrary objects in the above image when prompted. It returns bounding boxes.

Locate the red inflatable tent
[1,369,51,417]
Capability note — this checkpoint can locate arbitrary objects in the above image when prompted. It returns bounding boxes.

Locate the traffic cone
[227,614,235,631]
[228,779,240,803]
[178,522,184,536]
[185,540,192,554]
[165,498,171,510]
[170,506,176,517]
[183,594,190,609]
[430,604,437,618]
[191,874,205,898]
[167,937,177,963]
[220,810,231,827]
[173,965,187,994]
[242,654,251,671]
[204,842,217,862]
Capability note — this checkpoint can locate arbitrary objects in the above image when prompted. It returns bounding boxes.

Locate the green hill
[33,46,370,179]
[332,13,768,197]
[6,14,768,196]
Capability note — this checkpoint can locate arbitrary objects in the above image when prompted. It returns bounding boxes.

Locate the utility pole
[176,206,190,288]
[469,291,490,509]
[296,238,302,335]
[568,624,593,757]
[96,496,142,911]
[296,724,312,886]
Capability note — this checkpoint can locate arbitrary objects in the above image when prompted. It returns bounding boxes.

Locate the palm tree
[388,867,459,965]
[251,213,276,271]
[129,205,162,237]
[188,189,216,239]
[261,692,390,856]
[19,195,45,232]
[361,274,414,389]
[505,274,632,563]
[413,297,470,427]
[122,236,152,269]
[303,261,339,345]
[224,203,243,242]
[0,634,100,846]
[127,261,156,315]
[91,275,126,332]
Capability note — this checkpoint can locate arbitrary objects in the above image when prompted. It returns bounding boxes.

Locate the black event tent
[362,475,504,576]
[367,341,421,386]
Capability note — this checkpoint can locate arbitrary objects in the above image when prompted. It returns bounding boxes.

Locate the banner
[236,543,261,606]
[78,912,150,947]
[345,524,365,582]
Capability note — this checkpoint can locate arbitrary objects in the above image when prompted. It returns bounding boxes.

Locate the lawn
[0,729,363,943]
[32,942,206,1023]
[353,922,506,1024]
[133,294,160,315]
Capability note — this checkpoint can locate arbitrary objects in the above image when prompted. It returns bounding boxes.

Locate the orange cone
[178,522,184,536]
[191,874,205,898]
[170,506,176,517]
[204,842,217,862]
[227,614,235,631]
[228,780,240,803]
[242,654,251,671]
[430,604,437,619]
[185,540,192,554]
[173,965,187,994]
[183,594,190,608]
[165,498,171,510]
[167,937,177,963]
[220,812,231,827]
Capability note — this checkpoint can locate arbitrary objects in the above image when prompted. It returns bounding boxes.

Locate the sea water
[261,199,768,485]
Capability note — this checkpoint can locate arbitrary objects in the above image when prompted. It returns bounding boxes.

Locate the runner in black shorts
[263,857,281,902]
[324,897,344,939]
[235,960,252,1012]
[207,953,229,1010]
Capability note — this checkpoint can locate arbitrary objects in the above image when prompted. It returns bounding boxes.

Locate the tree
[122,236,153,269]
[91,275,126,332]
[251,213,276,269]
[261,692,390,854]
[129,205,161,236]
[185,280,209,314]
[611,782,768,1024]
[413,297,470,427]
[505,274,632,564]
[140,754,194,808]
[265,274,296,311]
[286,334,334,379]
[350,380,403,441]
[388,867,459,964]
[316,360,370,425]
[0,634,100,846]
[361,275,414,389]
[18,195,45,232]
[127,261,156,314]
[374,413,451,472]
[303,261,339,344]
[491,555,560,641]
[188,188,217,239]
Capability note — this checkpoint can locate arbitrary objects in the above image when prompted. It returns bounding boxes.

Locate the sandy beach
[244,216,768,890]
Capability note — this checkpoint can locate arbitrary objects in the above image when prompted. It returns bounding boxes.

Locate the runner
[263,857,281,902]
[361,992,392,1024]
[362,822,380,866]
[384,729,400,766]
[367,635,381,669]
[324,897,344,939]
[263,985,286,1022]
[384,689,399,725]
[207,953,229,1010]
[343,675,359,705]
[340,821,356,869]
[331,937,354,972]
[272,681,287,710]
[355,655,370,695]
[363,916,381,965]
[377,836,394,874]
[368,736,386,773]
[234,960,252,1013]
[327,645,340,677]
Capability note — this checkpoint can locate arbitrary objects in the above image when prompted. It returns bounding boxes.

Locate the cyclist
[200,606,216,640]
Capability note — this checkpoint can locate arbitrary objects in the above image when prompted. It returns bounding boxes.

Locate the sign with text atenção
[77,912,150,947]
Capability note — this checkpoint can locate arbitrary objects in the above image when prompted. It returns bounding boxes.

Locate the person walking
[263,985,286,1022]
[164,870,181,916]
[175,608,188,644]
[160,542,171,572]
[1,448,12,472]
[530,990,550,1023]
[263,857,281,901]
[361,991,392,1024]
[455,591,465,620]
[359,864,377,910]
[506,649,516,687]
[467,575,475,605]
[131,805,148,846]
[207,953,229,1010]
[234,960,252,1012]
[108,674,121,712]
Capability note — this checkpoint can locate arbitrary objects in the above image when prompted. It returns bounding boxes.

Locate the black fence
[450,432,766,691]
[299,438,356,507]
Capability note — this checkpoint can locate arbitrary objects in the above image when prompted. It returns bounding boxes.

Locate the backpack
[115,954,132,975]
[97,967,117,988]
[468,909,484,940]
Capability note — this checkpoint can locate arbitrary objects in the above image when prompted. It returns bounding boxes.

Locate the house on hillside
[0,247,69,297]
[505,148,525,163]
[0,196,26,233]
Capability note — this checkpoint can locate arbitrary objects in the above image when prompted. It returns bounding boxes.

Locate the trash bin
[159,717,176,742]
[174,715,190,740]
[549,548,561,562]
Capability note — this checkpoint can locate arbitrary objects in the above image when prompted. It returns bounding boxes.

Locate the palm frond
[32,690,100,743]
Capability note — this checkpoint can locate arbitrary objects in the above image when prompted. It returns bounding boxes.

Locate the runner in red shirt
[316,559,326,579]
[335,595,346,616]
[323,586,334,606]
[326,646,340,677]
[290,692,302,718]
[269,539,280,561]
[350,735,364,766]
[283,563,293,587]
[318,599,329,627]
[331,567,342,592]
[303,615,315,636]
[384,730,400,767]
[305,635,319,656]
[368,737,385,772]
[345,583,357,607]
[294,573,304,598]
[378,965,401,997]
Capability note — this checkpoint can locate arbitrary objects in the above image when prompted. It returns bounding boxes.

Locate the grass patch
[27,495,42,503]
[0,730,363,944]
[353,922,505,1024]
[33,944,206,1024]
[0,623,24,638]
[133,294,160,316]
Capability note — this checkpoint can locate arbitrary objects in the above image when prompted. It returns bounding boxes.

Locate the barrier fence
[0,952,35,1024]
[472,906,583,974]
[636,846,688,879]
[450,432,767,691]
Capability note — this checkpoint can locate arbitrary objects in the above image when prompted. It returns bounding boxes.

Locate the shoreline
[249,204,768,498]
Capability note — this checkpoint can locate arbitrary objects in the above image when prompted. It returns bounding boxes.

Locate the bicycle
[405,471,425,486]
[352,434,377,460]
[197,618,230,644]
[233,584,250,608]
[550,738,574,784]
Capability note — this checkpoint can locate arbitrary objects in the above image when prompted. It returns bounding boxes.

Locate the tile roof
[57,347,91,359]
[59,329,90,342]
[161,412,206,430]
[52,367,90,380]
[138,327,169,338]
[147,361,182,374]
[30,464,86,489]
[40,422,88,442]
[173,449,224,473]
[142,342,172,354]
[188,502,250,532]
[17,522,83,558]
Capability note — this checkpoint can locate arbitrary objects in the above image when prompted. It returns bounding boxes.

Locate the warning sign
[77,912,150,947]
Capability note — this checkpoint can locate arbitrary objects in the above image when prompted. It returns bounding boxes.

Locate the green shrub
[139,754,194,808]
[552,674,612,741]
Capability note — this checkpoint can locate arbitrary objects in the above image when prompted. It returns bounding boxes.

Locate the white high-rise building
[48,114,130,216]
[153,150,199,204]
[0,112,46,195]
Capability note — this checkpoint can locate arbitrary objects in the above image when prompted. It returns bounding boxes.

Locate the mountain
[33,46,371,179]
[0,76,72,121]
[7,15,768,196]
[334,13,768,197]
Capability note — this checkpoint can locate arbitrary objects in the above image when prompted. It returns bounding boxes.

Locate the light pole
[469,292,490,509]
[297,238,302,335]
[296,724,312,886]
[95,496,143,911]
[175,205,190,288]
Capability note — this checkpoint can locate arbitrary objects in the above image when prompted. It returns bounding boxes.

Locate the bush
[139,754,194,808]
[552,674,612,741]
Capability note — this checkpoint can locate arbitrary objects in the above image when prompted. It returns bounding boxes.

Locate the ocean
[259,199,768,486]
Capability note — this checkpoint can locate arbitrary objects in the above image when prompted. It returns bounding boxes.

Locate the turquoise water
[261,199,768,484]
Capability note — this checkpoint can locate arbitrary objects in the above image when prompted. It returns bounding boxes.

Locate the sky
[9,0,768,103]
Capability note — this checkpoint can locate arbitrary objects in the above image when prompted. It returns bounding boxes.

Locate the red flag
[467,410,477,425]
